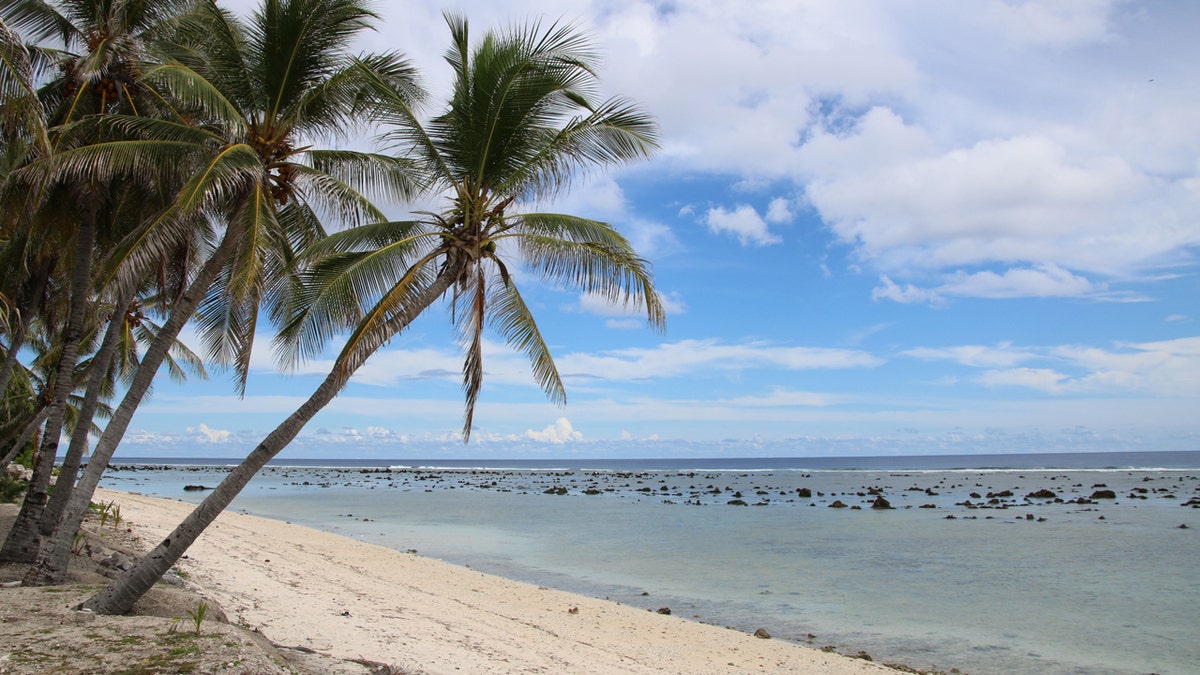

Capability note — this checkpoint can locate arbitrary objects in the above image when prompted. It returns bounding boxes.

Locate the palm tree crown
[282,13,664,439]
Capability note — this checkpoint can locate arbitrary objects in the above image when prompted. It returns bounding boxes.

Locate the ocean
[98,451,1200,675]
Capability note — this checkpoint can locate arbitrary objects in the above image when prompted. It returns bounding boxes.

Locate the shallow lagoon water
[101,453,1200,674]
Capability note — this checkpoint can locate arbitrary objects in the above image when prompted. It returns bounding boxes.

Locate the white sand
[99,488,894,674]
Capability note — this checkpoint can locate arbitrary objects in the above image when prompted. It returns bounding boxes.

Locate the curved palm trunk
[40,284,137,534]
[24,224,244,585]
[0,265,49,403]
[0,405,49,471]
[82,266,459,614]
[0,212,96,563]
[0,321,29,411]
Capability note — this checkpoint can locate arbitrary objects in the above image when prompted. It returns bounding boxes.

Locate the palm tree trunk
[40,283,137,535]
[0,211,96,564]
[24,219,244,585]
[0,405,49,471]
[81,265,460,614]
[0,320,28,411]
[0,264,49,403]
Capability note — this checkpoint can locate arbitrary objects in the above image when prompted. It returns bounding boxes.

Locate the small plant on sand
[186,601,208,635]
[91,500,112,526]
[109,503,123,528]
[73,531,87,555]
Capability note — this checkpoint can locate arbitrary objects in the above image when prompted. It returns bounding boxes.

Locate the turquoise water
[100,453,1200,674]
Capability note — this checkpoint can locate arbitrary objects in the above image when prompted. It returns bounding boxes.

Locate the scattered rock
[1027,489,1056,499]
[870,496,894,510]
[828,500,847,508]
[1091,490,1117,499]
[182,485,211,491]
[656,607,672,615]
[796,488,812,498]
[753,628,771,639]
[726,499,748,506]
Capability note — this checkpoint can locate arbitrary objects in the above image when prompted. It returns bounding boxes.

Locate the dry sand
[98,488,897,674]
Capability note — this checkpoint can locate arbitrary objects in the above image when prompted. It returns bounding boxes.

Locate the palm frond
[275,224,437,369]
[487,272,565,405]
[515,214,665,331]
[306,149,425,206]
[453,262,487,441]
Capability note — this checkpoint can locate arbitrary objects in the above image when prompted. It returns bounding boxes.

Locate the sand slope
[100,488,895,674]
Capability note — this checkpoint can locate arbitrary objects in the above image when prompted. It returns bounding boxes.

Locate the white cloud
[979,0,1118,47]
[704,205,782,246]
[765,197,794,224]
[192,423,231,443]
[521,417,583,443]
[558,339,881,381]
[904,343,1039,369]
[910,336,1200,397]
[977,367,1069,393]
[875,264,1111,304]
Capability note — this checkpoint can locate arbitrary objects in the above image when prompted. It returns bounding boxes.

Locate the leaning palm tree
[24,0,424,585]
[0,0,197,563]
[82,12,663,615]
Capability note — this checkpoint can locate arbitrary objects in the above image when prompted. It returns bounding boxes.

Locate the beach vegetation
[186,599,207,634]
[6,0,424,586]
[82,8,661,615]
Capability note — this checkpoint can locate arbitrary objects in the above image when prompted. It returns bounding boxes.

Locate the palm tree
[24,0,424,585]
[82,12,663,615]
[0,0,197,563]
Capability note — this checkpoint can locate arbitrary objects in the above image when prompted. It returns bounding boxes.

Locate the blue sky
[118,0,1199,459]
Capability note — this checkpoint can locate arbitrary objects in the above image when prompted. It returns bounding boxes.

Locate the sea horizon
[97,448,1200,472]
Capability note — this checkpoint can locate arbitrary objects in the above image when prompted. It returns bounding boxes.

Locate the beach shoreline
[95,487,898,674]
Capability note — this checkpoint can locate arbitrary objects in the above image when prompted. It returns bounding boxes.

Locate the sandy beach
[95,488,894,674]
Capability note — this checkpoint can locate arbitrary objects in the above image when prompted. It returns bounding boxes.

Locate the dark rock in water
[656,607,671,615]
[1180,524,1190,529]
[543,486,568,495]
[870,496,894,510]
[183,485,211,491]
[1091,489,1117,499]
[753,628,771,639]
[986,490,1014,498]
[1027,489,1056,499]
[797,488,812,498]
[828,500,847,508]
[919,503,937,509]
[726,499,748,506]
[582,488,601,495]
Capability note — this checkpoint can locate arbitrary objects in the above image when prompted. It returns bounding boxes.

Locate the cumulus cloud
[522,417,583,443]
[193,424,231,443]
[704,205,782,246]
